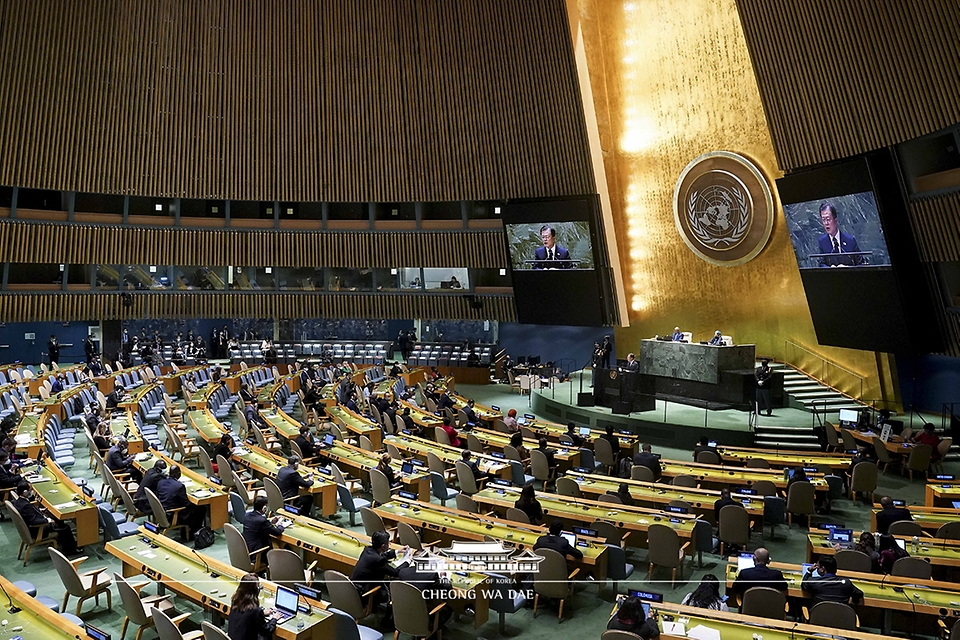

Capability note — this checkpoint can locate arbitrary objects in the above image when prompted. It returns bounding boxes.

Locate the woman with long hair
[514,483,543,525]
[607,596,660,637]
[509,432,530,460]
[228,573,277,640]
[681,574,728,611]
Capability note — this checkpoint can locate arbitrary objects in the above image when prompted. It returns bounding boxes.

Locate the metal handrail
[783,339,864,400]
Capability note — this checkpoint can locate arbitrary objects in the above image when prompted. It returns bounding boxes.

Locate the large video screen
[502,196,610,326]
[504,221,595,270]
[783,191,891,269]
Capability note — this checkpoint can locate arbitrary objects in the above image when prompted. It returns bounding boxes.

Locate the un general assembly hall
[0,1,959,640]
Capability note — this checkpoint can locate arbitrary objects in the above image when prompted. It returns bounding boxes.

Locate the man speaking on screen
[534,225,572,269]
[817,203,864,267]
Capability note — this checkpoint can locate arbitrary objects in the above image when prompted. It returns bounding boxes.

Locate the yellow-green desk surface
[807,530,960,568]
[397,399,444,428]
[659,458,828,491]
[20,458,99,547]
[471,428,581,467]
[374,499,609,579]
[448,392,502,421]
[472,485,699,542]
[926,481,960,507]
[133,449,229,529]
[0,574,86,639]
[325,405,383,449]
[517,418,640,455]
[385,433,510,478]
[108,528,336,640]
[719,445,854,469]
[871,504,960,532]
[231,444,337,516]
[188,409,231,444]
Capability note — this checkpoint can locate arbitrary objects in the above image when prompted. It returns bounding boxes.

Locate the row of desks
[133,449,230,529]
[807,529,960,571]
[0,575,87,639]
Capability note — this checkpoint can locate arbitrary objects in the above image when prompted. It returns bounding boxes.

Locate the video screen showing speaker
[783,191,891,269]
[777,154,941,354]
[502,195,610,326]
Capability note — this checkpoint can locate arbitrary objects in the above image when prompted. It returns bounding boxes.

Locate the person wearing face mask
[12,482,79,555]
[801,556,863,605]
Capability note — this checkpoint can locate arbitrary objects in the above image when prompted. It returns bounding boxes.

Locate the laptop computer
[86,625,111,640]
[579,427,591,436]
[401,461,414,475]
[626,589,663,617]
[270,585,300,625]
[828,529,853,548]
[952,501,960,509]
[321,433,335,448]
[737,552,755,572]
[560,532,577,547]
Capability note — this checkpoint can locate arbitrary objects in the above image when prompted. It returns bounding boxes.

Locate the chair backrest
[392,581,432,637]
[152,606,185,640]
[888,520,924,536]
[825,423,841,447]
[7,499,36,548]
[936,521,960,540]
[529,450,550,482]
[555,476,582,498]
[98,503,124,541]
[601,632,647,640]
[114,572,151,626]
[494,419,509,433]
[433,427,451,446]
[598,494,622,504]
[370,468,393,505]
[201,620,231,640]
[835,549,874,573]
[751,480,778,496]
[906,444,933,472]
[533,547,572,598]
[323,570,365,620]
[262,476,286,512]
[455,460,479,495]
[144,488,172,528]
[267,548,305,586]
[325,607,364,640]
[359,435,374,452]
[467,433,484,453]
[216,455,234,487]
[456,493,479,513]
[506,507,530,524]
[631,465,654,482]
[696,450,721,465]
[938,437,953,459]
[49,547,85,596]
[840,429,857,451]
[229,492,248,525]
[808,601,858,630]
[746,458,770,469]
[740,586,786,620]
[197,447,215,477]
[224,523,254,572]
[870,437,892,463]
[329,424,345,441]
[359,507,386,537]
[891,556,933,579]
[592,520,622,546]
[508,460,528,487]
[397,521,423,551]
[718,504,750,545]
[231,469,253,504]
[504,445,522,462]
[786,481,815,514]
[605,543,631,580]
[427,452,446,475]
[386,443,403,461]
[850,462,878,493]
[647,523,682,568]
[593,437,615,466]
[672,475,697,488]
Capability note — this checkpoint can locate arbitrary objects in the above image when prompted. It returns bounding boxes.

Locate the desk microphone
[0,581,20,613]
[191,548,219,579]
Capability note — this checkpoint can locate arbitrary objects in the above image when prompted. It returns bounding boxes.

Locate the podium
[593,368,656,413]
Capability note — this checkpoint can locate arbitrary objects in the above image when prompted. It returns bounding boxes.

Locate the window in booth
[6,263,62,287]
[326,267,373,292]
[74,192,125,215]
[0,187,13,208]
[400,268,423,291]
[422,268,469,291]
[181,199,225,218]
[231,200,274,219]
[422,201,463,220]
[373,202,416,221]
[229,266,275,290]
[327,202,367,221]
[16,188,64,211]
[120,265,172,290]
[95,265,121,290]
[373,268,398,291]
[128,196,175,217]
[469,267,512,287]
[277,267,323,291]
[174,266,227,290]
[466,200,504,220]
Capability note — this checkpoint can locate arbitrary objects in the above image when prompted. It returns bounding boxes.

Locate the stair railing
[783,340,864,401]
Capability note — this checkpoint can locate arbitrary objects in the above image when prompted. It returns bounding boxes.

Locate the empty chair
[429,471,458,506]
[360,507,390,538]
[323,570,379,624]
[849,462,878,502]
[762,495,786,540]
[835,549,873,573]
[486,572,526,634]
[325,606,384,640]
[646,523,688,587]
[888,520,924,536]
[455,494,480,514]
[509,460,535,488]
[936,521,960,540]
[605,543,635,593]
[598,494,622,505]
[391,581,448,639]
[115,571,174,640]
[824,423,842,452]
[152,605,204,640]
[555,476,582,498]
[807,601,858,630]
[871,437,896,474]
[745,458,770,469]
[49,548,112,615]
[786,481,815,526]
[229,492,251,526]
[839,429,857,452]
[933,437,953,475]
[592,521,626,548]
[505,507,530,524]
[718,504,750,555]
[466,433,484,453]
[200,621,231,640]
[672,475,698,488]
[695,450,721,465]
[336,484,372,527]
[529,449,555,491]
[892,556,933,579]
[751,480,778,497]
[741,586,787,621]
[267,549,316,587]
[631,465,654,482]
[533,547,578,621]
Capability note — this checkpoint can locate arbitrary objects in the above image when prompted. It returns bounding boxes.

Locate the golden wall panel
[0,293,516,323]
[909,192,960,263]
[735,0,960,171]
[573,0,889,401]
[0,220,507,269]
[0,0,593,202]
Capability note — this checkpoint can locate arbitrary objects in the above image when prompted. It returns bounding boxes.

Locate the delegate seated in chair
[13,481,79,555]
[534,519,583,564]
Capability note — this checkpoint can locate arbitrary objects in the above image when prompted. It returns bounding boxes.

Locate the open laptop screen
[275,585,300,615]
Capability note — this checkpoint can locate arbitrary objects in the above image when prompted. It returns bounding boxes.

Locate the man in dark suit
[463,399,479,426]
[671,327,684,342]
[351,530,406,611]
[534,519,583,562]
[47,335,60,366]
[535,438,557,473]
[460,450,492,482]
[624,353,640,372]
[817,202,864,267]
[105,384,124,411]
[276,455,315,516]
[730,548,787,603]
[633,443,662,480]
[755,359,773,416]
[242,495,283,558]
[13,482,78,554]
[134,459,167,513]
[437,390,454,412]
[708,331,725,346]
[802,556,864,604]
[533,225,572,269]
[106,436,142,482]
[713,488,739,522]
[157,465,204,539]
[875,495,913,534]
[294,426,319,461]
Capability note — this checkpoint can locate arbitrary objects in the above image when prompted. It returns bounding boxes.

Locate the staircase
[753,362,864,451]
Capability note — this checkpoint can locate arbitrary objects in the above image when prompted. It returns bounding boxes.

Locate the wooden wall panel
[908,191,960,263]
[0,292,516,323]
[735,0,960,171]
[0,219,508,269]
[0,0,594,202]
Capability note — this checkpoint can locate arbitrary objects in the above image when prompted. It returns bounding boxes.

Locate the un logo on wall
[673,151,774,266]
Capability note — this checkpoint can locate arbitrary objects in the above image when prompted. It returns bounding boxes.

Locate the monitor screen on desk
[560,532,577,547]
[838,408,859,425]
[275,585,300,615]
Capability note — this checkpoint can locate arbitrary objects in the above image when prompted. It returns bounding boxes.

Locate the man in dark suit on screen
[817,202,864,267]
[533,225,572,269]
